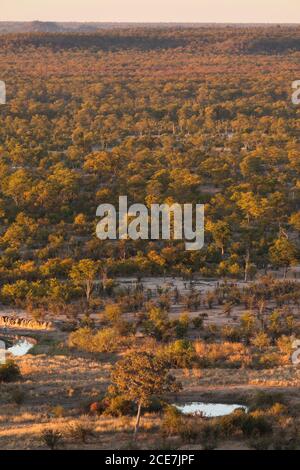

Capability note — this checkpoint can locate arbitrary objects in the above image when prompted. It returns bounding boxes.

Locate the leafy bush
[276,335,293,355]
[68,421,94,443]
[68,326,123,353]
[197,421,219,450]
[250,332,271,350]
[178,419,199,444]
[89,401,105,415]
[192,315,204,329]
[104,303,123,323]
[68,327,94,352]
[194,341,250,368]
[217,409,272,438]
[256,352,281,368]
[160,340,195,368]
[41,429,63,450]
[145,396,164,413]
[51,405,65,418]
[248,391,285,411]
[175,313,189,339]
[104,395,136,417]
[92,327,121,353]
[267,403,288,416]
[161,406,183,436]
[0,360,21,383]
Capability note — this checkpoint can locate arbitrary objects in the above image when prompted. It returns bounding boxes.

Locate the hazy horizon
[0,20,300,25]
[1,0,300,24]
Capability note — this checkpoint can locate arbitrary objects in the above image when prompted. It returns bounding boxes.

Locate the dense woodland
[2,25,300,451]
[0,26,300,307]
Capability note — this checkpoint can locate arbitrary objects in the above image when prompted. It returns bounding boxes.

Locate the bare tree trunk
[244,250,250,282]
[134,402,142,438]
[86,281,92,304]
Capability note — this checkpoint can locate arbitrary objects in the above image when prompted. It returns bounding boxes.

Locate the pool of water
[0,337,35,357]
[175,402,248,417]
[7,338,35,356]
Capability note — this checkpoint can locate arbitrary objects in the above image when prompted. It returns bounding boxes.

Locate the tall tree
[70,259,100,304]
[111,351,180,436]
